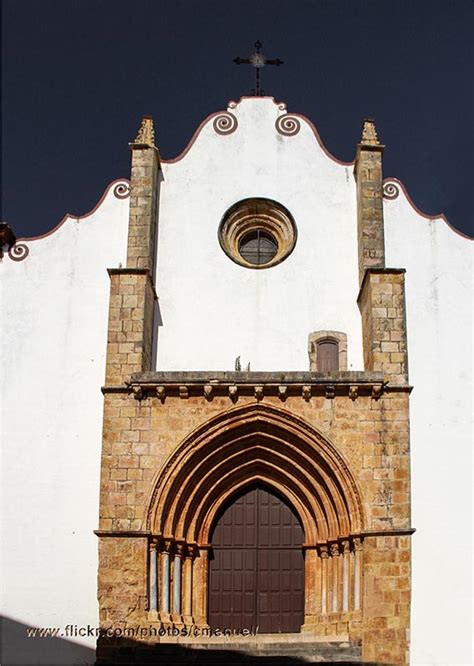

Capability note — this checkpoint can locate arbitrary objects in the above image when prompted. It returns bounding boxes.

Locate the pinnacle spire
[134,115,155,147]
[360,118,380,146]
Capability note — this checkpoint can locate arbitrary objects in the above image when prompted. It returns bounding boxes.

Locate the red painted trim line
[15,178,131,243]
[383,177,473,241]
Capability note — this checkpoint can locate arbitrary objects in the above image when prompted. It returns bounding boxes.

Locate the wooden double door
[208,485,304,633]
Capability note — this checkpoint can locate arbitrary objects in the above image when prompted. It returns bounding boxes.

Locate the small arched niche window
[308,331,348,373]
[317,339,339,372]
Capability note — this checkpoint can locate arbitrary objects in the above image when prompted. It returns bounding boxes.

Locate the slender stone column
[160,540,172,621]
[353,537,362,611]
[330,543,339,612]
[149,540,158,612]
[320,545,329,615]
[183,545,195,624]
[172,542,184,621]
[342,540,350,612]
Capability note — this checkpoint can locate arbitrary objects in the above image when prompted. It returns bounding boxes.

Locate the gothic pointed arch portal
[208,482,305,633]
[146,403,365,629]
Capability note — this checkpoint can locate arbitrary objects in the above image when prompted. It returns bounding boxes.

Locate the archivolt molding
[146,403,364,545]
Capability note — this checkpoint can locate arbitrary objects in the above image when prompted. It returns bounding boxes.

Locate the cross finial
[233,41,283,96]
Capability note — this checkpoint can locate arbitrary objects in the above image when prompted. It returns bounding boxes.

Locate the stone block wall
[97,380,411,664]
[358,269,409,386]
[104,269,156,385]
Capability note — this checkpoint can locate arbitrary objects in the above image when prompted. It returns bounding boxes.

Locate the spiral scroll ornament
[213,113,238,135]
[383,182,400,200]
[8,243,29,262]
[113,182,131,199]
[275,115,301,136]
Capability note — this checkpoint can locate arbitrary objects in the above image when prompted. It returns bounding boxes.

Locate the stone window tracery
[218,197,297,269]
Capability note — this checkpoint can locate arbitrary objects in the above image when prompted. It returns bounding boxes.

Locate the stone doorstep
[158,634,351,645]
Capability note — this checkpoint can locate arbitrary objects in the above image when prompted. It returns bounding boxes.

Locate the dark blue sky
[2,0,473,238]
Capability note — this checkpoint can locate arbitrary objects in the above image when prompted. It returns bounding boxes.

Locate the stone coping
[130,370,384,384]
[101,370,413,398]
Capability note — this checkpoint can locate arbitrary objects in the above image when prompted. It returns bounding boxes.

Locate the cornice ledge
[360,527,416,538]
[119,371,393,402]
[94,529,151,538]
[131,370,385,385]
[107,267,150,276]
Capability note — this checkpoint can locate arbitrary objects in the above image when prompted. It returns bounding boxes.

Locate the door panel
[209,485,304,632]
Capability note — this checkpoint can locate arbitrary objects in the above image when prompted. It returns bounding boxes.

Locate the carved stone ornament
[203,384,214,401]
[132,385,143,401]
[330,542,340,557]
[134,116,155,147]
[302,385,311,401]
[349,385,358,401]
[228,385,238,402]
[360,118,380,146]
[254,385,264,401]
[179,386,189,399]
[325,385,335,399]
[372,384,383,400]
[278,385,288,401]
[156,386,166,403]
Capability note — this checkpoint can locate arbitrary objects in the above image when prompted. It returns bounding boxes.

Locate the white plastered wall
[155,98,364,372]
[1,100,471,666]
[384,189,473,666]
[0,183,128,664]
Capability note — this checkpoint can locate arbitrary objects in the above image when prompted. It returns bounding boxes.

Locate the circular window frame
[218,197,297,269]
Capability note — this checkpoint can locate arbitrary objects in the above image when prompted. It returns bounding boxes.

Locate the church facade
[1,97,471,666]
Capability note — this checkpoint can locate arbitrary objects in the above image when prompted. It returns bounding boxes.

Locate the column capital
[174,540,186,557]
[330,542,340,557]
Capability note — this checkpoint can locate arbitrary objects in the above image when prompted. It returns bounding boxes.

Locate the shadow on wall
[0,617,372,666]
[96,636,369,666]
[0,615,96,666]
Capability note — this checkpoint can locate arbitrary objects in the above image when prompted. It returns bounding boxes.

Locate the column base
[171,613,184,626]
[159,611,172,625]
